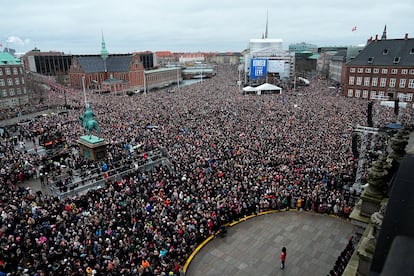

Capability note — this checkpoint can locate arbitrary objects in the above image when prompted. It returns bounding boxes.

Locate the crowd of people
[0,64,413,275]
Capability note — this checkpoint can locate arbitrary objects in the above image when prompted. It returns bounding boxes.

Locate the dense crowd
[0,65,413,275]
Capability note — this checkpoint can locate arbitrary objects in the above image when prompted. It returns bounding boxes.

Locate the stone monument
[77,104,108,160]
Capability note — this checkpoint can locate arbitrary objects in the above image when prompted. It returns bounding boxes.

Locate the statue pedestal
[77,135,108,161]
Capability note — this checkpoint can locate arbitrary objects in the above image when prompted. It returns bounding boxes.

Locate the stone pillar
[359,155,389,217]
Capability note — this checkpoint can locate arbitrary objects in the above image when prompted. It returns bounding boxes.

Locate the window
[389,78,396,88]
[410,69,414,74]
[407,93,413,101]
[408,79,414,88]
[400,79,406,88]
[0,69,2,76]
[393,57,401,64]
[357,68,363,73]
[363,90,369,98]
[9,88,15,96]
[1,89,7,97]
[5,68,11,75]
[355,90,361,98]
[23,87,27,94]
[379,91,385,97]
[16,88,21,95]
[19,68,23,74]
[402,69,408,74]
[350,68,356,73]
[370,91,376,99]
[347,89,353,97]
[372,77,378,86]
[365,68,372,73]
[381,68,388,74]
[411,48,414,54]
[349,76,355,85]
[368,57,374,64]
[21,78,24,84]
[391,69,398,74]
[0,79,4,86]
[397,93,405,100]
[380,78,387,87]
[364,77,370,86]
[383,48,389,55]
[373,68,379,74]
[7,78,13,85]
[12,68,18,75]
[356,77,362,85]
[14,78,20,85]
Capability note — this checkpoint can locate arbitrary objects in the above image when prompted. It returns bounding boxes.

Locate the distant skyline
[1,0,413,55]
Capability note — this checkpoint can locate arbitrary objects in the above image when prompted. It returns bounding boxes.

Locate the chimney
[375,34,378,41]
[405,33,408,40]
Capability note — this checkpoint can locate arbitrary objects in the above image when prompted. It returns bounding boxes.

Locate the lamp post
[176,67,180,91]
[82,76,87,106]
[63,88,67,109]
[143,71,147,94]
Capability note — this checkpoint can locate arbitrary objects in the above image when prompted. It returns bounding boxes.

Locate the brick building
[0,52,29,108]
[344,33,414,103]
[69,35,180,93]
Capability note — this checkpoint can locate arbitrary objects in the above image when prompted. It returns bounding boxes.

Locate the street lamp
[82,76,87,106]
[143,71,147,94]
[176,67,180,91]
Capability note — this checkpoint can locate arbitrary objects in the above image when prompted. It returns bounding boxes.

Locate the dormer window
[383,48,389,55]
[393,57,401,64]
[368,57,374,64]
[410,48,414,54]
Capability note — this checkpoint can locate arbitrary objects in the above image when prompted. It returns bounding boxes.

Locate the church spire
[100,31,109,73]
[100,31,109,60]
[264,10,269,39]
[381,25,387,40]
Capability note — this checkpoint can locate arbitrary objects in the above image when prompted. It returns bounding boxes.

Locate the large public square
[1,64,412,275]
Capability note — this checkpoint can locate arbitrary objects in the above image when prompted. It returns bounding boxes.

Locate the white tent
[242,86,257,93]
[255,83,282,94]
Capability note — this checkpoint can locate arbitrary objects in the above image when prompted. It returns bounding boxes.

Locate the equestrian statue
[79,104,100,138]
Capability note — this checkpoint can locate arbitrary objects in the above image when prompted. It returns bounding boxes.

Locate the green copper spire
[100,31,109,60]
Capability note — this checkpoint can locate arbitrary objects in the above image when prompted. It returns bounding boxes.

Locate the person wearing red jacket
[280,247,287,269]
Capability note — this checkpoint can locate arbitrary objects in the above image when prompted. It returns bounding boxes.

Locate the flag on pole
[352,26,357,32]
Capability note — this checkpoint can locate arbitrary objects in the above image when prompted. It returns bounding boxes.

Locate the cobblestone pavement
[186,211,354,276]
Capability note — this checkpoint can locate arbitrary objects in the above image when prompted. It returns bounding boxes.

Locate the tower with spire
[100,31,109,73]
[381,25,387,40]
[265,10,268,39]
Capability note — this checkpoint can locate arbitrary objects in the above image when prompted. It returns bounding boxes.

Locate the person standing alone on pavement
[280,247,287,269]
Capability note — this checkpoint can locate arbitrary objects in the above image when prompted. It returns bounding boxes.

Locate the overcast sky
[1,0,413,54]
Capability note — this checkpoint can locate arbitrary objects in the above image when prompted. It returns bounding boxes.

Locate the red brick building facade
[344,34,414,103]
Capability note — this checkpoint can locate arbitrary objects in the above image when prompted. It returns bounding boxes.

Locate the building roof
[308,54,320,60]
[0,52,21,65]
[155,51,175,58]
[347,38,414,66]
[77,55,133,73]
[331,50,347,62]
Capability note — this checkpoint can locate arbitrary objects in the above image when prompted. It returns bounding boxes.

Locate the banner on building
[250,58,267,80]
[268,60,285,73]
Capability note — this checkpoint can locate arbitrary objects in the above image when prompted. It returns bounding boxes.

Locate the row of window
[348,76,414,88]
[0,77,25,86]
[0,67,23,76]
[349,68,414,75]
[1,87,27,97]
[347,89,413,101]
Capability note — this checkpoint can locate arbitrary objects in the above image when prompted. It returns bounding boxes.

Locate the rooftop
[0,52,21,65]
